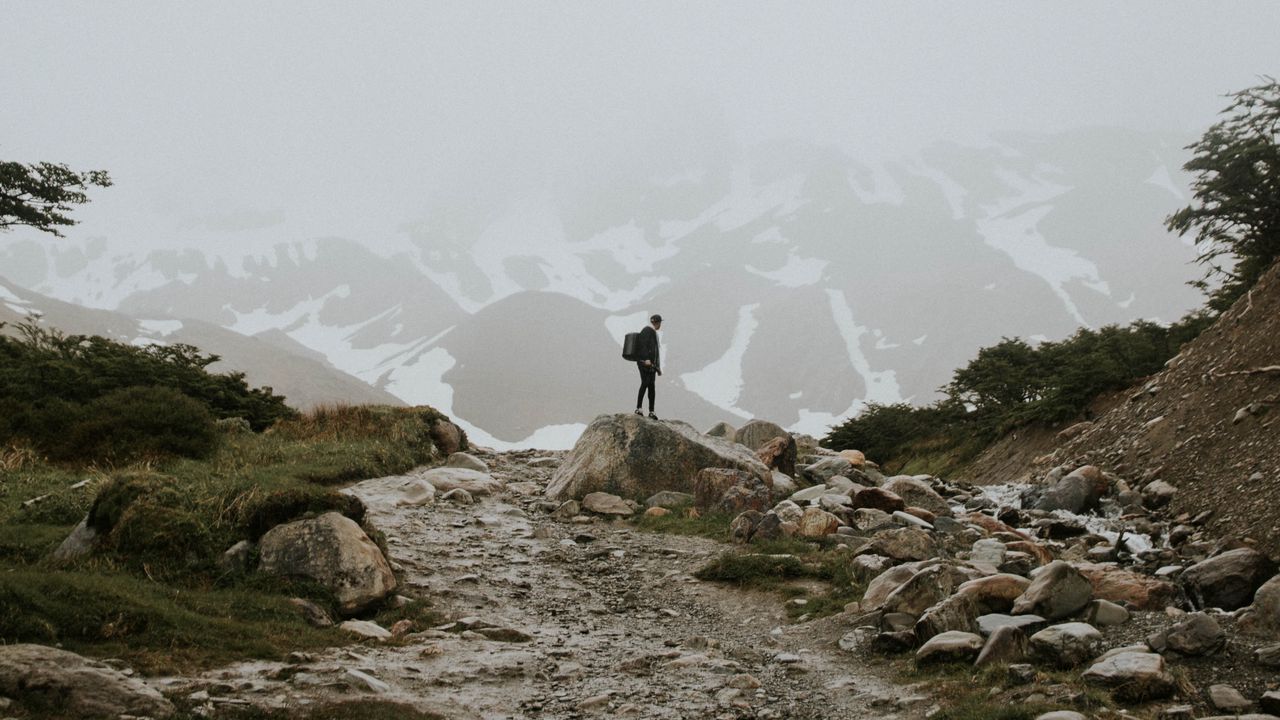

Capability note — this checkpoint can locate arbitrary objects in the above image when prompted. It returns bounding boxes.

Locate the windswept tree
[1167,78,1280,310]
[0,161,112,237]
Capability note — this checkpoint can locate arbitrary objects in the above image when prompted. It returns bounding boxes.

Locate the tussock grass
[169,701,446,720]
[633,508,734,538]
[0,403,458,670]
[0,568,341,673]
[899,660,1112,720]
[694,543,867,621]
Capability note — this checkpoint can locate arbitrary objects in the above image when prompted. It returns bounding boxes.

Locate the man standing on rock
[634,314,662,420]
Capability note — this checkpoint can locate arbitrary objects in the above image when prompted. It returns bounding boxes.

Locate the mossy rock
[238,485,366,540]
[87,472,181,535]
[108,500,211,569]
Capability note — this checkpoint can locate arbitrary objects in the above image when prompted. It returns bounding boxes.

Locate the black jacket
[637,325,660,372]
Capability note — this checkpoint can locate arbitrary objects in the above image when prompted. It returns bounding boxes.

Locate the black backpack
[622,332,641,361]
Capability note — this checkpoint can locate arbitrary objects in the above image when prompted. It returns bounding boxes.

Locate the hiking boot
[634,409,643,416]
[648,412,659,420]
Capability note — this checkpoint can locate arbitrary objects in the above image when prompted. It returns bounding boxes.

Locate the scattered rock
[345,667,390,692]
[398,478,437,506]
[1029,622,1103,668]
[1207,684,1251,713]
[855,527,935,562]
[797,507,841,538]
[851,487,906,513]
[706,422,737,439]
[582,492,635,516]
[219,539,254,574]
[1256,642,1280,668]
[881,476,950,517]
[288,597,333,628]
[975,624,1029,667]
[1082,651,1176,701]
[50,515,97,562]
[729,511,763,543]
[339,620,392,639]
[446,452,490,472]
[977,613,1046,637]
[915,631,984,664]
[1239,574,1280,638]
[1075,563,1181,610]
[258,512,396,616]
[547,414,770,501]
[756,435,798,478]
[1012,561,1093,620]
[1160,612,1225,656]
[1033,465,1107,514]
[1182,547,1277,610]
[1083,599,1130,627]
[0,644,174,718]
[440,488,475,505]
[419,467,502,496]
[645,491,694,509]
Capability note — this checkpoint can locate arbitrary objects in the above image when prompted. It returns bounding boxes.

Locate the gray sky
[2,1,1278,252]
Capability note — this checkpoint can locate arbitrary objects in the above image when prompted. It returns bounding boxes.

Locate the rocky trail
[157,449,916,720]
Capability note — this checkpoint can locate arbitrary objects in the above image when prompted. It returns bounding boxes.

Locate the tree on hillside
[1167,78,1280,310]
[0,161,112,237]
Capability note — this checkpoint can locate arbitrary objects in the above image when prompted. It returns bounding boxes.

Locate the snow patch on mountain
[680,303,758,417]
[746,251,827,287]
[138,319,183,337]
[825,289,902,404]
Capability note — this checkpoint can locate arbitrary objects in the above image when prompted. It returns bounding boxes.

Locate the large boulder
[706,421,737,439]
[547,414,770,501]
[418,467,502,496]
[801,456,856,485]
[915,631,984,664]
[0,644,174,718]
[734,419,791,454]
[693,468,771,514]
[756,436,797,478]
[429,418,464,456]
[797,506,841,538]
[851,487,906,513]
[1239,574,1280,639]
[1030,622,1103,668]
[1012,561,1092,620]
[1074,563,1181,610]
[956,574,1032,614]
[855,527,936,562]
[1181,548,1278,610]
[258,512,396,615]
[881,476,951,517]
[1033,465,1108,514]
[882,564,967,618]
[1082,651,1176,701]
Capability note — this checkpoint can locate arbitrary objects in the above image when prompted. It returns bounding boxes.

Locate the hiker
[634,314,662,419]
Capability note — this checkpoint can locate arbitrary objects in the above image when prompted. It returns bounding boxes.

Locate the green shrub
[234,484,366,540]
[108,500,211,573]
[61,386,219,463]
[87,472,179,534]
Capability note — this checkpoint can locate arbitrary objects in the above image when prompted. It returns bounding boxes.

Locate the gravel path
[158,450,927,719]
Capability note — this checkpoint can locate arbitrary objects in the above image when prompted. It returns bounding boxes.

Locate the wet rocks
[1153,612,1225,656]
[547,413,770,501]
[582,492,636,516]
[1033,465,1107,514]
[1012,561,1093,620]
[0,644,174,718]
[915,631,984,664]
[1181,547,1277,610]
[258,512,396,615]
[1081,651,1176,701]
[881,476,950,517]
[419,467,502,496]
[1030,622,1103,669]
[1239,574,1280,638]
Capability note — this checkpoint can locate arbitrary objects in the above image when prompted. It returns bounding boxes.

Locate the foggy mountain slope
[0,130,1205,445]
[0,277,404,411]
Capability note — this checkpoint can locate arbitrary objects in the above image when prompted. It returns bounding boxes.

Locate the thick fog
[2,2,1277,254]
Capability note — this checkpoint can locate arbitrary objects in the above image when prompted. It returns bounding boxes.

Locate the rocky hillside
[1027,259,1280,559]
[0,277,404,411]
[0,129,1205,444]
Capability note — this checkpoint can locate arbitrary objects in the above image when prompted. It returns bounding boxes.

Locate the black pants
[636,365,656,412]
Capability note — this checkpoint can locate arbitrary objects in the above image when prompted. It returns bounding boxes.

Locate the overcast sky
[2,2,1277,253]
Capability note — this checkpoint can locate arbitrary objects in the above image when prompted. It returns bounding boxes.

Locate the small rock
[645,491,694,509]
[446,452,489,472]
[339,620,392,639]
[1029,622,1102,668]
[440,488,474,505]
[1207,684,1250,712]
[1012,561,1093,620]
[975,624,1028,667]
[1084,599,1130,627]
[915,631,984,664]
[1082,650,1176,701]
[345,668,390,693]
[1256,642,1280,668]
[582,492,635,516]
[1161,612,1225,656]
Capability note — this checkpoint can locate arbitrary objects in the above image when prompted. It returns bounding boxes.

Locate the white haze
[1,2,1277,255]
[1,2,1278,448]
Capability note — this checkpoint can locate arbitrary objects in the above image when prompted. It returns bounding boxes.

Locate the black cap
[650,314,663,323]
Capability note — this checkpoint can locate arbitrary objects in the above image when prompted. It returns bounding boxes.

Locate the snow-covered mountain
[0,129,1205,448]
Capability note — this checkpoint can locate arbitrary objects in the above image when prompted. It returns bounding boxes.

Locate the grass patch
[694,542,867,621]
[0,403,463,671]
[0,568,342,673]
[633,508,734,539]
[899,660,1113,720]
[168,701,446,720]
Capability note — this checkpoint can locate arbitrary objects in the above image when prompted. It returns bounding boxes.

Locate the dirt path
[159,450,924,719]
